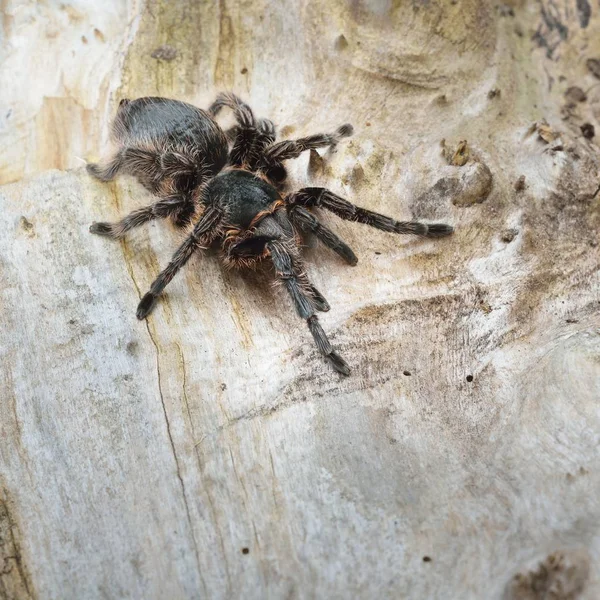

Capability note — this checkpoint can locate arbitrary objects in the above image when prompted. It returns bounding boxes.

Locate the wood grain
[1,1,600,598]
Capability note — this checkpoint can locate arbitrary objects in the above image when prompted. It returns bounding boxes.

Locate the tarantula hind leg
[136,206,223,319]
[267,240,349,375]
[90,197,189,239]
[287,188,454,238]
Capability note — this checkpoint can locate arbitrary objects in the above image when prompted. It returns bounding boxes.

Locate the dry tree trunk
[1,1,599,598]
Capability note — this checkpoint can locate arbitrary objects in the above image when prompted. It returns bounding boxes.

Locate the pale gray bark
[1,1,600,599]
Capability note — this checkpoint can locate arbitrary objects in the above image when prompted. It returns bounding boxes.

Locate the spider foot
[327,351,351,376]
[90,222,117,237]
[425,223,454,238]
[137,293,157,320]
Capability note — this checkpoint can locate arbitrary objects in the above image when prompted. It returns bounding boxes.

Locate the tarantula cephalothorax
[88,93,453,375]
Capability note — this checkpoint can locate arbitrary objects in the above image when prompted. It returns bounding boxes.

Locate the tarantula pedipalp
[88,93,453,375]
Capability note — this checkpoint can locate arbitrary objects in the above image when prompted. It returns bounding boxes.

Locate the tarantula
[88,94,453,375]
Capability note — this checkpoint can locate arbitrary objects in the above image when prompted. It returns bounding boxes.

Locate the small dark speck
[365,122,371,127]
[488,87,501,99]
[403,371,411,376]
[126,341,139,355]
[240,67,248,74]
[501,228,518,243]
[374,251,381,255]
[68,319,77,325]
[6,109,12,119]
[566,318,579,324]
[423,556,432,563]
[466,375,473,382]
[241,547,249,555]
[220,383,227,391]
[81,35,88,44]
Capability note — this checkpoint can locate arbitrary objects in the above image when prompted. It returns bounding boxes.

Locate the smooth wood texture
[1,1,600,598]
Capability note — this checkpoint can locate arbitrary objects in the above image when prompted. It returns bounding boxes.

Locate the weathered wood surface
[1,1,600,599]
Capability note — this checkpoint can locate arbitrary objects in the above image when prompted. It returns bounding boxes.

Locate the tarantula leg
[267,240,349,375]
[261,123,354,164]
[89,197,189,239]
[289,205,358,265]
[208,92,255,128]
[288,188,454,237]
[308,284,330,312]
[87,153,124,182]
[136,206,223,319]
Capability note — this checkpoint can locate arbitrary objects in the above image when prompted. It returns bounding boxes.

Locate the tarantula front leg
[288,205,358,265]
[136,206,223,319]
[287,188,454,238]
[267,240,349,375]
[90,196,191,239]
[260,124,354,165]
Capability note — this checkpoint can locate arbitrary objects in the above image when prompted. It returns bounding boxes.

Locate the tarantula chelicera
[88,94,453,375]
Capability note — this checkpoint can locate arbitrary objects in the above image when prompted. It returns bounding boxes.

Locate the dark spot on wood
[576,0,591,28]
[81,35,88,44]
[514,175,526,192]
[581,123,595,139]
[564,86,586,103]
[497,4,514,17]
[151,45,178,61]
[93,28,105,43]
[374,251,381,255]
[403,371,411,376]
[19,216,34,235]
[240,67,248,74]
[241,547,249,554]
[220,383,227,391]
[423,556,432,562]
[501,229,518,243]
[365,122,371,126]
[126,341,139,355]
[466,375,473,382]
[335,34,349,51]
[586,58,600,80]
[488,88,501,99]
[566,318,579,324]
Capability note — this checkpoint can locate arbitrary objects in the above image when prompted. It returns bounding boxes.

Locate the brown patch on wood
[527,120,559,144]
[564,87,586,104]
[18,217,34,237]
[0,487,35,599]
[506,550,590,600]
[93,28,106,43]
